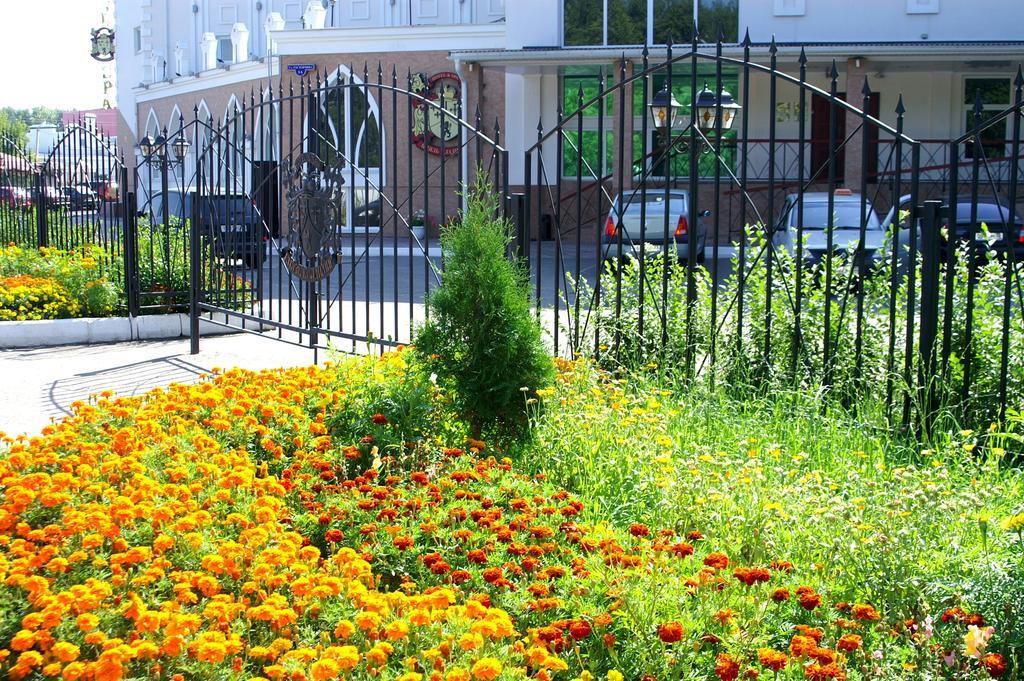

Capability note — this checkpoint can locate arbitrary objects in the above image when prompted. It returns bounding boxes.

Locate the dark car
[62,185,100,211]
[31,185,66,207]
[602,189,710,264]
[882,194,1024,268]
[141,189,267,268]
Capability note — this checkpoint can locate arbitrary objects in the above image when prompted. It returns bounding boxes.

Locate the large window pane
[964,111,1007,160]
[564,0,602,46]
[607,0,647,45]
[654,0,738,45]
[563,67,613,117]
[562,131,615,178]
[964,78,1010,106]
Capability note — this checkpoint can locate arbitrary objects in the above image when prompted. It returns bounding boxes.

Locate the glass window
[963,78,1010,159]
[697,0,739,43]
[607,0,647,45]
[563,0,602,46]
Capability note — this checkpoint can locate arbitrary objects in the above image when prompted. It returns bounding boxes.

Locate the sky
[0,0,112,111]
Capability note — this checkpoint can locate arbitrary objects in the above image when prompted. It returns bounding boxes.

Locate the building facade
[114,0,1024,236]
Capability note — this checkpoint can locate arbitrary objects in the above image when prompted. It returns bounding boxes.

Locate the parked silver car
[772,190,883,269]
[602,189,709,263]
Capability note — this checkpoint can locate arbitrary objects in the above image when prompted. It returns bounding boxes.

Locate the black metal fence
[526,40,1024,433]
[2,47,1023,434]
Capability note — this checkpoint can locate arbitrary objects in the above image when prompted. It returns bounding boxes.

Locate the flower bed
[0,245,117,319]
[0,352,1014,680]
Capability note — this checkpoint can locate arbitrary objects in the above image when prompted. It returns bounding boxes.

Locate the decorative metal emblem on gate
[90,27,115,62]
[411,72,461,157]
[280,153,344,281]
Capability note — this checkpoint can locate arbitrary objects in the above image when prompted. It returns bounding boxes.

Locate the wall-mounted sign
[90,27,115,62]
[281,153,343,281]
[288,63,317,77]
[411,72,462,157]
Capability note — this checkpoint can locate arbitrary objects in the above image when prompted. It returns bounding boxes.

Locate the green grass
[517,360,1024,660]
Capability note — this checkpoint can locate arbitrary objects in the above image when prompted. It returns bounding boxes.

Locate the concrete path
[0,331,322,438]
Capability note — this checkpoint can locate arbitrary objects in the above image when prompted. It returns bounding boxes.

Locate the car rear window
[621,196,686,216]
[954,201,1018,225]
[791,201,879,230]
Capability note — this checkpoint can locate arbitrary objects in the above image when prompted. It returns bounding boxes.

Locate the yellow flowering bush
[0,275,79,320]
[0,244,118,318]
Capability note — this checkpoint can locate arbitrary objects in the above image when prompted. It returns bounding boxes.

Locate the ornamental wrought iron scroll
[280,152,345,281]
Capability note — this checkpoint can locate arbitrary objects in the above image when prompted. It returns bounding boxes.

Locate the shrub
[414,177,553,441]
[0,275,79,320]
[0,244,118,318]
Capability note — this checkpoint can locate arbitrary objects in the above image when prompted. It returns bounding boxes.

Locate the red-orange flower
[837,634,862,652]
[850,604,881,622]
[629,523,651,538]
[757,649,788,672]
[372,413,388,425]
[657,622,684,644]
[704,552,729,569]
[568,620,592,640]
[715,653,740,681]
[982,653,1007,678]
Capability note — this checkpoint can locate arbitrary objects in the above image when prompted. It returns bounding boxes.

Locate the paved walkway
[0,332,323,437]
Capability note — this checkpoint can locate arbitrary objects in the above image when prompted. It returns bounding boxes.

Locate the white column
[173,42,188,77]
[230,23,250,63]
[200,32,218,71]
[303,1,327,29]
[265,12,285,56]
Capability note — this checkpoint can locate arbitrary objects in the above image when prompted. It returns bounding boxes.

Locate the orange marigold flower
[837,634,862,652]
[790,635,818,658]
[325,529,344,543]
[394,535,414,550]
[372,413,388,425]
[715,653,741,681]
[798,590,822,611]
[771,588,791,602]
[804,663,846,680]
[851,604,881,622]
[704,552,729,569]
[471,658,502,681]
[629,523,650,537]
[982,653,1007,678]
[757,649,788,672]
[657,622,684,644]
[568,620,592,640]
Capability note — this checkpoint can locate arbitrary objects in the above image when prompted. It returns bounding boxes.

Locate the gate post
[510,192,526,263]
[917,199,944,437]
[123,190,140,317]
[189,173,202,355]
[34,172,48,248]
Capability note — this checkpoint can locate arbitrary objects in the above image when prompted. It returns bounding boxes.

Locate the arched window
[307,67,384,229]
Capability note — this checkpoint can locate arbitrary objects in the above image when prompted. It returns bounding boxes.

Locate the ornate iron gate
[174,67,507,357]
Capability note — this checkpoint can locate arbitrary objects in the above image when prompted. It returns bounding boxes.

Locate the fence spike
[798,47,807,66]
[895,94,905,116]
[862,76,872,97]
[972,87,984,115]
[829,60,839,83]
[1015,64,1024,88]
[742,27,751,48]
[769,35,777,55]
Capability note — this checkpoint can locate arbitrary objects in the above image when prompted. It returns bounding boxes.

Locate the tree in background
[0,107,64,144]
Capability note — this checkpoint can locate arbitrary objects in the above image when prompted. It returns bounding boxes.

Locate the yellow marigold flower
[50,642,80,663]
[310,658,341,681]
[458,633,483,651]
[396,674,423,681]
[332,619,356,640]
[446,668,471,681]
[471,658,502,681]
[384,620,410,641]
[608,672,624,681]
[10,629,35,651]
